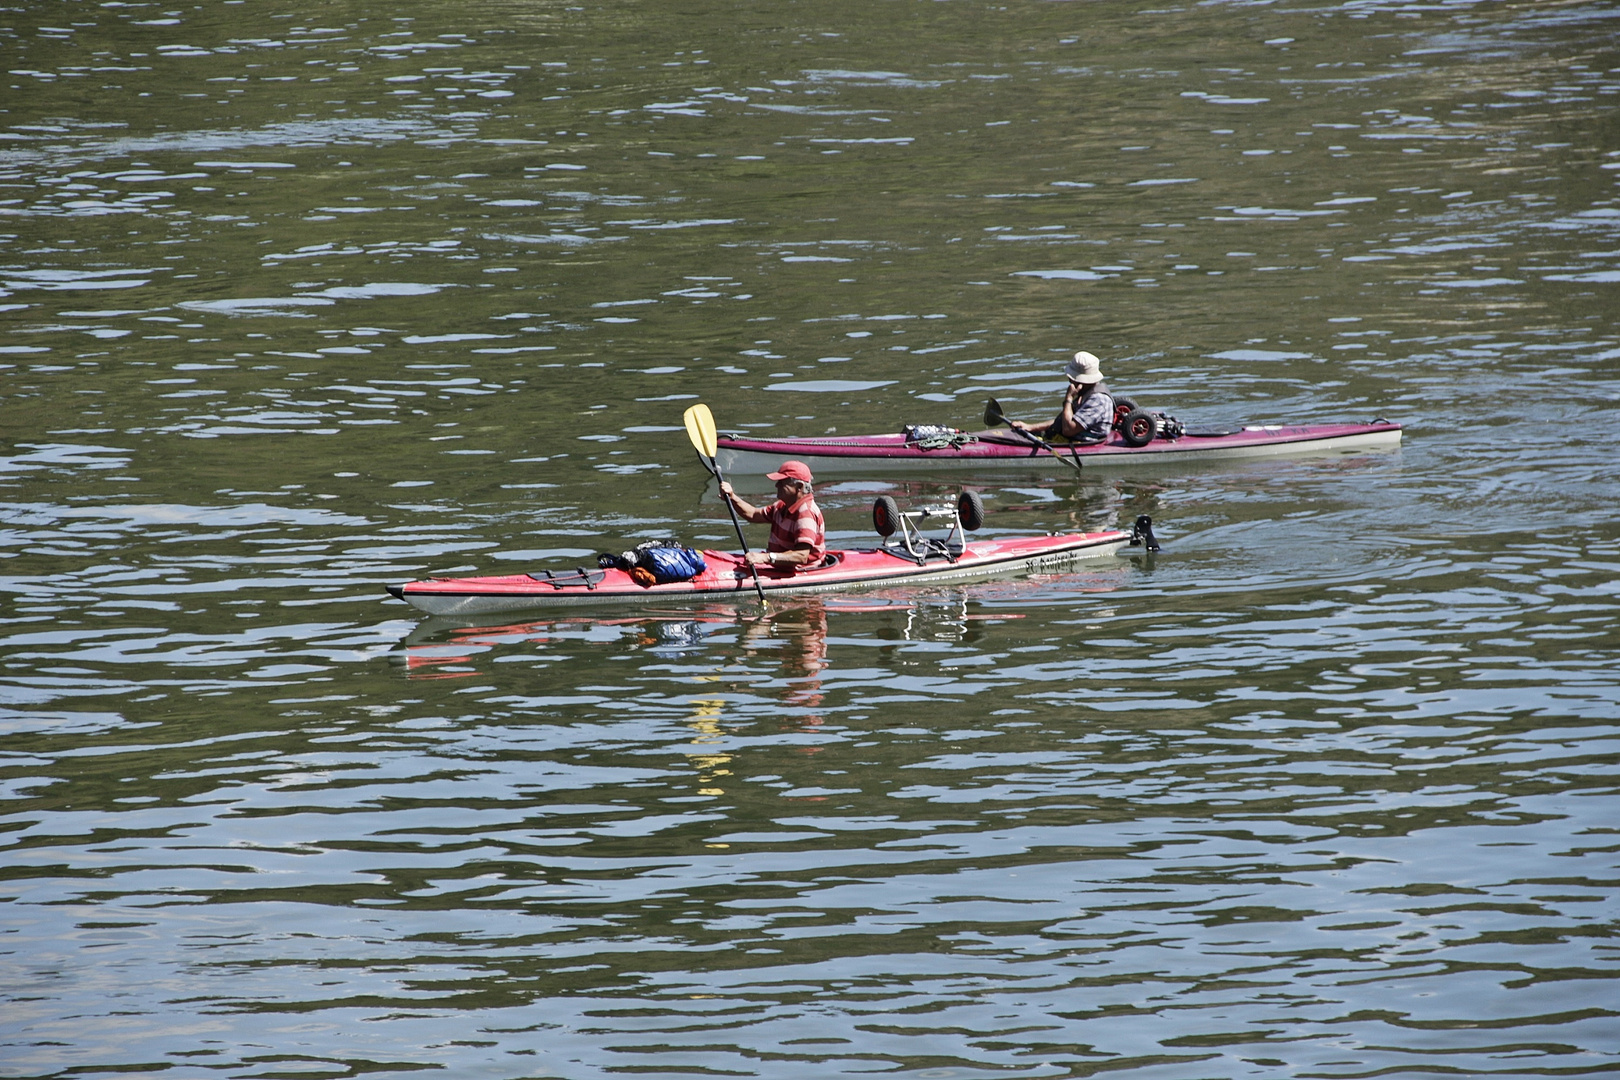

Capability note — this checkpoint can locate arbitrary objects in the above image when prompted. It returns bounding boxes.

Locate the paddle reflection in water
[737,601,830,731]
[683,601,831,805]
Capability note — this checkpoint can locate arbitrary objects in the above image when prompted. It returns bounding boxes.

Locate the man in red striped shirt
[718,460,826,571]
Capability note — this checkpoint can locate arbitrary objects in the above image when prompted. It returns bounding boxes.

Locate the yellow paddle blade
[682,403,718,459]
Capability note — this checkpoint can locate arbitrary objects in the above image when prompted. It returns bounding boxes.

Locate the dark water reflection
[3,0,1619,1077]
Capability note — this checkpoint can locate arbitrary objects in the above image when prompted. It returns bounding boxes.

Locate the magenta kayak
[387,522,1148,617]
[715,419,1401,475]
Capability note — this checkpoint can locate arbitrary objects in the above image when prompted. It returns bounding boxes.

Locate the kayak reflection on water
[393,593,1006,683]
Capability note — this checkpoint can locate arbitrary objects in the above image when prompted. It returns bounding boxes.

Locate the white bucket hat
[1064,350,1103,384]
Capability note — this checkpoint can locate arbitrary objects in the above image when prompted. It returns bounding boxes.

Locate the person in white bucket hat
[1011,350,1115,443]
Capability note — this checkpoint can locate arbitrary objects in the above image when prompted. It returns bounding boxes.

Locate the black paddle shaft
[681,404,768,604]
[697,450,767,604]
[983,398,1080,471]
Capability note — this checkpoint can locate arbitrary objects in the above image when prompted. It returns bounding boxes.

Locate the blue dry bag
[640,545,707,584]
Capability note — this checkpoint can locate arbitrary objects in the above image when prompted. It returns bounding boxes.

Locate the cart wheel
[957,490,985,532]
[1111,397,1138,429]
[873,495,901,537]
[1120,408,1157,448]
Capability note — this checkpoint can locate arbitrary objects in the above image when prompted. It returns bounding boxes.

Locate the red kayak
[388,496,1158,618]
[715,405,1400,476]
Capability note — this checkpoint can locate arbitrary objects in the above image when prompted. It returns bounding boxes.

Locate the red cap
[766,460,813,483]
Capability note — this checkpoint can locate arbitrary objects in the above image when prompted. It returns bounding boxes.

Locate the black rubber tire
[1111,397,1138,429]
[1120,408,1157,448]
[873,495,901,537]
[957,490,985,532]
